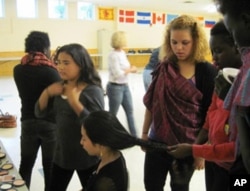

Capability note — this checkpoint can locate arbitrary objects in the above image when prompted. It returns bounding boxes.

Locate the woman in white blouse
[106,31,137,137]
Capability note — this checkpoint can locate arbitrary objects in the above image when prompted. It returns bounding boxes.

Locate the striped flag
[152,13,166,25]
[205,20,216,28]
[98,7,114,20]
[137,11,151,25]
[119,9,135,23]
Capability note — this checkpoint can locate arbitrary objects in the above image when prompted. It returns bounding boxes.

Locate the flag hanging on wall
[98,7,114,20]
[119,9,135,23]
[137,11,151,25]
[205,20,216,28]
[167,14,178,23]
[152,13,166,25]
[195,16,204,26]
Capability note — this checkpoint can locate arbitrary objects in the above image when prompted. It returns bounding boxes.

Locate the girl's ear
[241,13,250,30]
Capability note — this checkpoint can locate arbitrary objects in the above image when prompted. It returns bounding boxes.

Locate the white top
[108,50,130,84]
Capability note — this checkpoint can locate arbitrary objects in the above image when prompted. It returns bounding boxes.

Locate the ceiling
[71,0,219,15]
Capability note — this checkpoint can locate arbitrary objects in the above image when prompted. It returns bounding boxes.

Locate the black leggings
[205,161,229,191]
[144,150,194,191]
[49,163,96,191]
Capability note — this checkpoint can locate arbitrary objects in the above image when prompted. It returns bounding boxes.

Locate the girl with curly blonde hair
[141,15,218,191]
[159,15,210,62]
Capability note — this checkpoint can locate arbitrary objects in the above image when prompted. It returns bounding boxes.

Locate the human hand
[214,72,231,100]
[193,157,204,170]
[47,82,64,97]
[130,65,137,73]
[167,143,192,158]
[64,85,81,107]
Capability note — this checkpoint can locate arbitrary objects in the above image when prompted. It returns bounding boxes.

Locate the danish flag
[119,9,135,23]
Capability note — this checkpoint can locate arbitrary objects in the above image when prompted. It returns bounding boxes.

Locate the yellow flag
[194,16,204,26]
[98,8,114,20]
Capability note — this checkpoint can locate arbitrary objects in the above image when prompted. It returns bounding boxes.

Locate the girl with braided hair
[80,110,167,191]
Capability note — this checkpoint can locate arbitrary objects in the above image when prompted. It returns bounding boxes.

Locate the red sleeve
[203,93,218,131]
[192,142,235,162]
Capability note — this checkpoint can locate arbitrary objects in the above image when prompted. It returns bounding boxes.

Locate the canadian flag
[119,9,135,23]
[152,13,166,25]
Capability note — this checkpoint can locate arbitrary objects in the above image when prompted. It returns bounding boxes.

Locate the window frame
[16,0,37,18]
[48,0,67,19]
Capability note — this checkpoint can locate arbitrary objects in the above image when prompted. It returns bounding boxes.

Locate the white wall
[0,0,221,52]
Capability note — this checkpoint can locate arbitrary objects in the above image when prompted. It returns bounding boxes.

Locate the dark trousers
[19,119,56,191]
[144,150,194,191]
[49,163,96,191]
[205,161,230,191]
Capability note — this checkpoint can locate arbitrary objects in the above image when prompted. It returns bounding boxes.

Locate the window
[16,0,37,18]
[77,1,95,20]
[0,0,4,18]
[48,0,66,19]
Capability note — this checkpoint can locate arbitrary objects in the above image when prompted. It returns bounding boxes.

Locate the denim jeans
[142,68,153,91]
[106,83,137,136]
[19,119,56,191]
[144,150,194,191]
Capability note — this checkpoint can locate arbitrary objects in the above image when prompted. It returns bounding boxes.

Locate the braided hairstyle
[83,110,167,151]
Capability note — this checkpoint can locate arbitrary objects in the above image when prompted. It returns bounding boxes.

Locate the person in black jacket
[13,31,61,190]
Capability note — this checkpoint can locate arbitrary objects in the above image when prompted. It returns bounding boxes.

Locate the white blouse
[108,50,130,84]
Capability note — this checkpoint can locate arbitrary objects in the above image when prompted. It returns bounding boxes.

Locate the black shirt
[13,64,61,121]
[86,154,128,191]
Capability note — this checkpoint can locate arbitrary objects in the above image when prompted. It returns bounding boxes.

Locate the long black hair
[55,43,102,88]
[83,110,167,151]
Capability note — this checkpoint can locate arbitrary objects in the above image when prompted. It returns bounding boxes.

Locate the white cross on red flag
[119,9,135,23]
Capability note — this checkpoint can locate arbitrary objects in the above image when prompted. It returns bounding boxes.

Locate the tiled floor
[0,70,205,191]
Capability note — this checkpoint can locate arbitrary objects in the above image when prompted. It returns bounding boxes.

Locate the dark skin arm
[168,126,208,158]
[194,128,208,144]
[236,106,250,173]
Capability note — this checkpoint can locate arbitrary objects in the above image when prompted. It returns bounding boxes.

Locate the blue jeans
[106,83,137,136]
[19,119,56,191]
[142,68,153,91]
[144,150,194,191]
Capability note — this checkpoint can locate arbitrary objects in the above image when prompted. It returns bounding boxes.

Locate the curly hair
[214,0,250,17]
[25,31,50,53]
[110,31,127,49]
[159,15,209,63]
[56,43,102,88]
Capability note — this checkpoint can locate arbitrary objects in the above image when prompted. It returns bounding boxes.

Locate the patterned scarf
[144,60,203,145]
[224,48,250,143]
[21,52,57,69]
